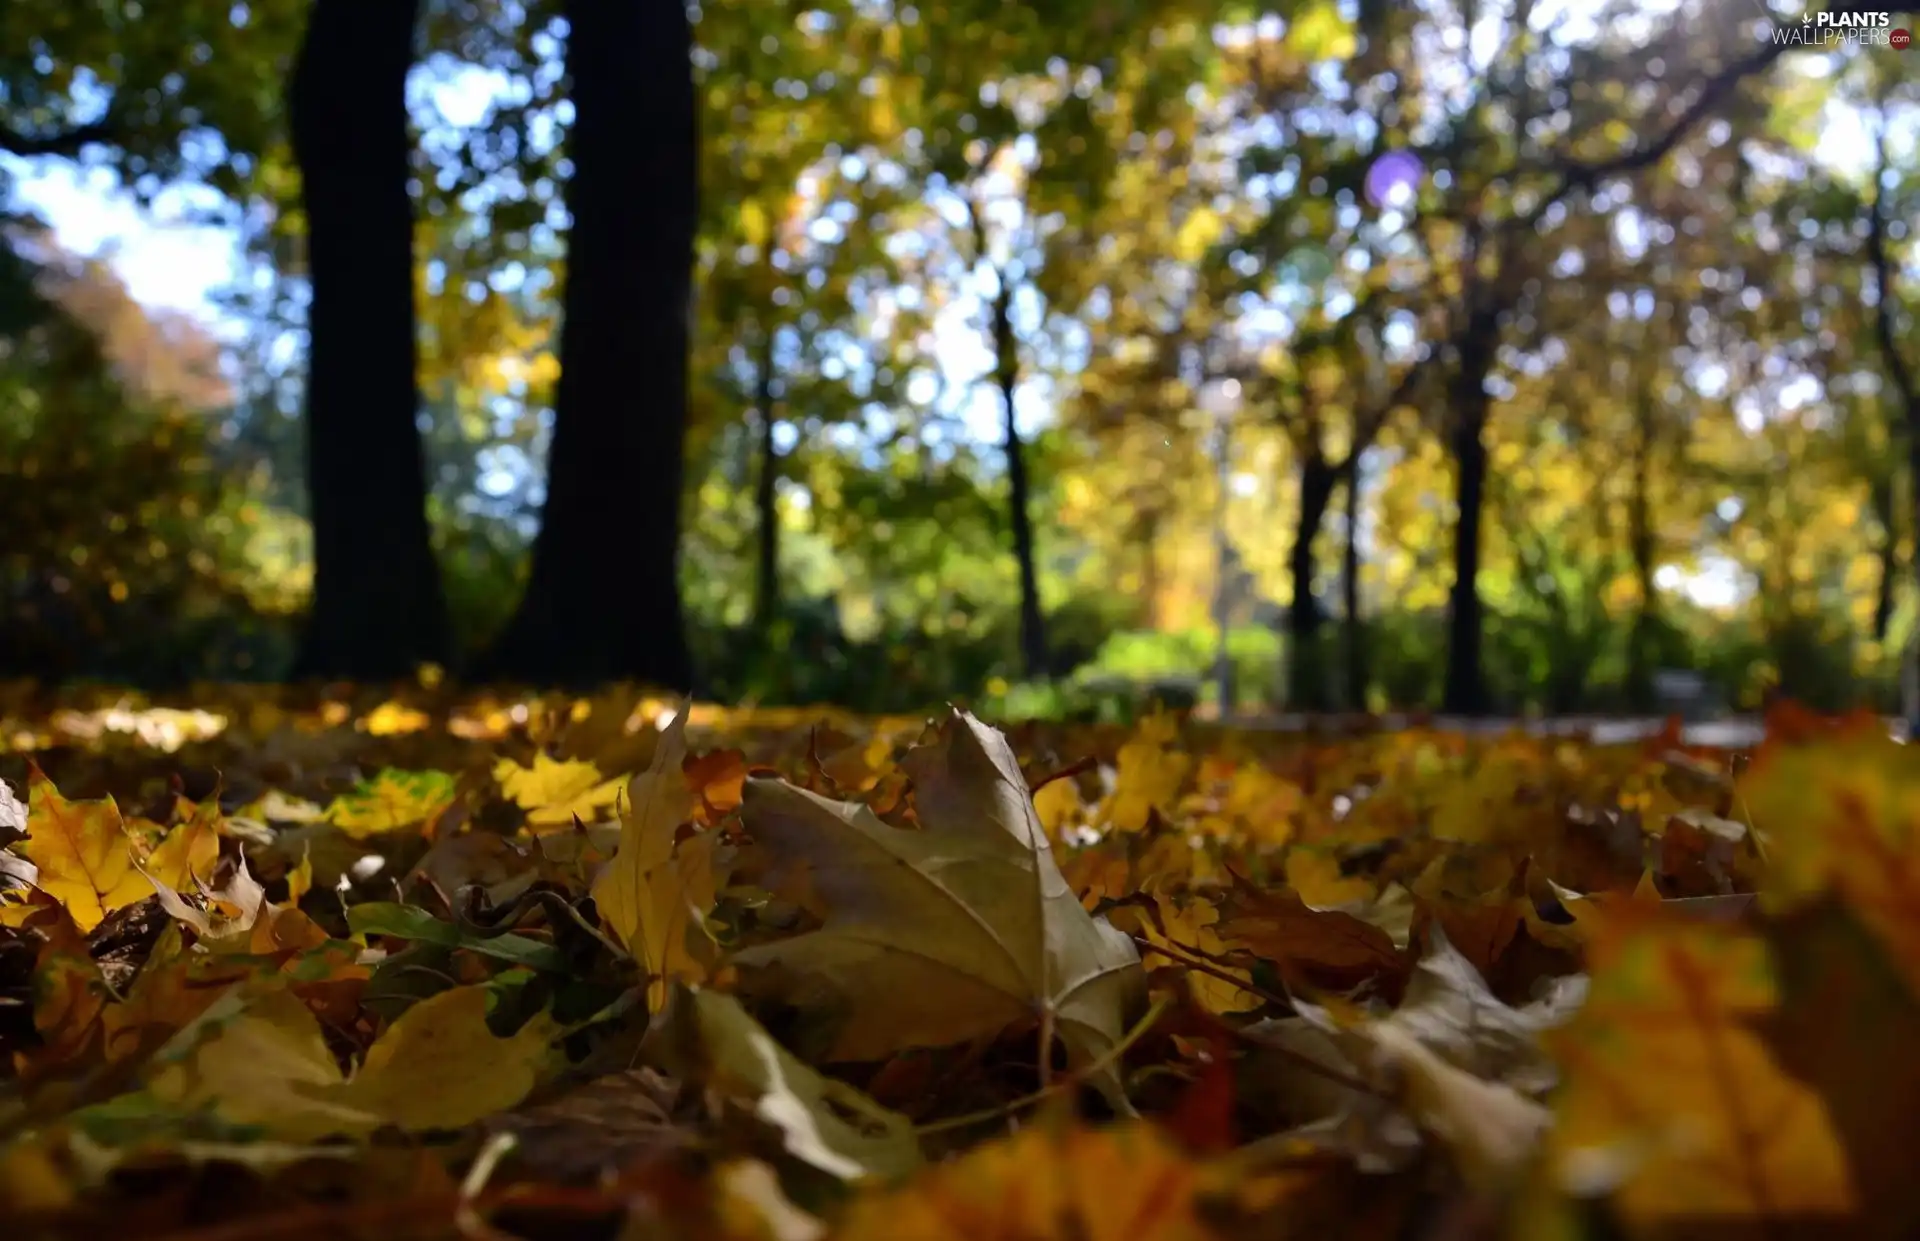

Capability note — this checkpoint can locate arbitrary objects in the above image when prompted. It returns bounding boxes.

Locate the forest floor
[0,684,1912,1240]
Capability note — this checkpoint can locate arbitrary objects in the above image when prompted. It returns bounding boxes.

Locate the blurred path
[1223,715,1906,747]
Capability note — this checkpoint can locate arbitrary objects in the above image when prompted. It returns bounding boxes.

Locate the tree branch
[0,118,114,159]
[1504,4,1883,235]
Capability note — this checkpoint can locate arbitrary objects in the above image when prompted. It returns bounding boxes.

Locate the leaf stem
[913,995,1173,1136]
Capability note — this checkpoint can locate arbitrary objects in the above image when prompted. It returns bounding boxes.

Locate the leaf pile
[1,685,1916,1241]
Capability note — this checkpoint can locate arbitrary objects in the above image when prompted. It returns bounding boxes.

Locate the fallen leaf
[591,707,719,1011]
[324,768,458,838]
[735,710,1143,1106]
[834,1116,1218,1241]
[134,981,555,1142]
[1538,906,1856,1229]
[17,766,151,933]
[494,753,626,827]
[642,986,921,1183]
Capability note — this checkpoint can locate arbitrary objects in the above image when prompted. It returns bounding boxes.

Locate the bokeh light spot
[1365,150,1424,210]
[1280,244,1335,285]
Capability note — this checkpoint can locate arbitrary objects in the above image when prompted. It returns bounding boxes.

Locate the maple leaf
[323,768,458,838]
[734,709,1144,1107]
[493,752,626,828]
[17,765,155,932]
[1537,906,1857,1227]
[1734,721,1920,996]
[1103,710,1192,832]
[591,707,720,1011]
[1134,886,1262,1015]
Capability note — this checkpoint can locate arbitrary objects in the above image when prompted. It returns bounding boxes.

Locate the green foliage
[0,228,301,682]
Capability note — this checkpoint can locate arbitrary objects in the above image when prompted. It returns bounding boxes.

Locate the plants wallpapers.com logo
[1769,10,1913,48]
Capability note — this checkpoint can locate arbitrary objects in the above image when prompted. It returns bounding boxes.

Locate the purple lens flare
[1365,150,1424,209]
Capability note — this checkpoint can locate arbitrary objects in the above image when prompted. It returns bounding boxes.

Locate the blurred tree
[0,228,296,681]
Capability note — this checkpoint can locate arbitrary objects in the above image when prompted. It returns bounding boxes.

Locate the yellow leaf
[1539,908,1856,1226]
[19,766,149,933]
[145,983,553,1142]
[494,753,626,828]
[286,844,313,905]
[341,986,557,1131]
[324,768,457,838]
[1735,717,1920,995]
[1284,849,1374,908]
[591,708,715,1011]
[835,1119,1215,1241]
[145,987,380,1142]
[143,797,220,894]
[1105,711,1191,833]
[1031,776,1082,839]
[361,700,431,736]
[1138,888,1260,1015]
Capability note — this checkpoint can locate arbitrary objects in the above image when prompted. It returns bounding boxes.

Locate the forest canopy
[0,0,1913,716]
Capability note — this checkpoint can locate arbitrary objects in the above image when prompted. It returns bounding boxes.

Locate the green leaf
[349,902,572,974]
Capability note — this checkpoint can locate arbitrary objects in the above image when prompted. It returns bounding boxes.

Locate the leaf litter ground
[0,683,1916,1240]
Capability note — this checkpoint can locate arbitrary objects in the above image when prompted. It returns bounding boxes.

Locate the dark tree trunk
[287,0,448,682]
[753,325,780,632]
[1865,116,1920,727]
[1442,312,1497,716]
[1341,449,1365,712]
[1871,472,1896,642]
[1625,387,1659,711]
[993,281,1047,679]
[480,0,697,691]
[1285,450,1340,710]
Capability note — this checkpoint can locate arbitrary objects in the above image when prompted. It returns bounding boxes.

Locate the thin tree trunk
[480,0,697,690]
[1625,386,1659,711]
[288,0,448,682]
[993,280,1047,680]
[1442,311,1496,716]
[1871,471,1896,642]
[1341,449,1365,712]
[753,324,780,632]
[1286,450,1340,710]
